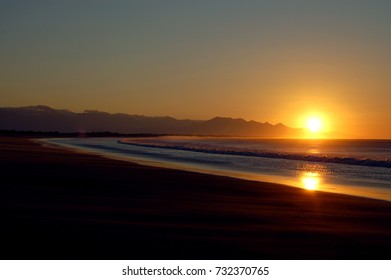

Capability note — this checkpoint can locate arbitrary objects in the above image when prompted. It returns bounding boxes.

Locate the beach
[1,137,390,260]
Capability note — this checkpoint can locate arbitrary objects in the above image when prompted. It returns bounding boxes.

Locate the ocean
[46,136,391,201]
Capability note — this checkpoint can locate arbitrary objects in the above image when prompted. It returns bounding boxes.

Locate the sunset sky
[1,1,390,138]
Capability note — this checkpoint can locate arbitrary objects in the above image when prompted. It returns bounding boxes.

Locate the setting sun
[307,117,322,133]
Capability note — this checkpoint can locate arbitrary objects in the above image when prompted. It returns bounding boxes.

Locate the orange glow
[301,172,320,190]
[307,117,322,132]
[298,113,332,138]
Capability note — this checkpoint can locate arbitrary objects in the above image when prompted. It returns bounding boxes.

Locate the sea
[46,136,391,201]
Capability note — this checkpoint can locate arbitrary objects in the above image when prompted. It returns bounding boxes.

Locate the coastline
[42,137,391,202]
[1,136,391,259]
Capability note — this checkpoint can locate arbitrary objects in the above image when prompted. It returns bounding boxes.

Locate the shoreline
[1,136,391,259]
[42,137,391,202]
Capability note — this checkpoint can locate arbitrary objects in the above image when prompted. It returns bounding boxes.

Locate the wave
[118,140,391,168]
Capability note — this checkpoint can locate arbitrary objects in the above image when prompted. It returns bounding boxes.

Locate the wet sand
[1,137,390,259]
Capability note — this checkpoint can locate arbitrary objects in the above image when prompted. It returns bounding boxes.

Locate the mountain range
[0,105,304,137]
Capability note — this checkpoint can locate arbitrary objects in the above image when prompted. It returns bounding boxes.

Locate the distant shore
[0,129,167,138]
[1,136,391,259]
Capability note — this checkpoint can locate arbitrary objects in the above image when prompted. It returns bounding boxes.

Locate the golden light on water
[301,172,320,190]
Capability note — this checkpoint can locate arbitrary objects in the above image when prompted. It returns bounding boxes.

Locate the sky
[1,0,390,138]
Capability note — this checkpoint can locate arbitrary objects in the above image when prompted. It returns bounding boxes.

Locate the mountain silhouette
[0,105,303,137]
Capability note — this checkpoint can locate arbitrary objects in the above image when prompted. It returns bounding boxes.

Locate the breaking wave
[118,140,391,168]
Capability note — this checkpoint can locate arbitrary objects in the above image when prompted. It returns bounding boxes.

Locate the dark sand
[1,137,390,259]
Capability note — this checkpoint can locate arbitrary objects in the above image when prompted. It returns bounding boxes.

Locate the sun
[307,117,322,133]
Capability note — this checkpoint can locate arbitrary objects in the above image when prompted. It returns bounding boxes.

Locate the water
[45,137,391,201]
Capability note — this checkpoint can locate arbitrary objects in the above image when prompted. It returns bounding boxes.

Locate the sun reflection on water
[301,172,320,190]
[307,148,319,154]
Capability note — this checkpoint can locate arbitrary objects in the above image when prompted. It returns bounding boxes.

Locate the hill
[0,105,303,137]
